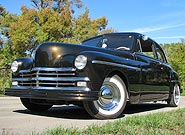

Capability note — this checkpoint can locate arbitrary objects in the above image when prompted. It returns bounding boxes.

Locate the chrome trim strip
[36,73,75,76]
[20,73,75,76]
[32,67,76,72]
[13,77,90,82]
[19,70,31,73]
[92,60,140,71]
[13,78,31,81]
[19,82,75,85]
[19,67,76,73]
[12,86,91,91]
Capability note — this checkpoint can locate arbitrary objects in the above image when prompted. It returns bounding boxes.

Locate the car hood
[35,42,85,67]
[34,42,132,67]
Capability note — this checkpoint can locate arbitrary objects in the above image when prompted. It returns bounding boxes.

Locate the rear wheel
[20,98,53,111]
[83,75,127,119]
[167,84,180,107]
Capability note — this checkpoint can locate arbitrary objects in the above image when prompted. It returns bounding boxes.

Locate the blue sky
[1,0,185,44]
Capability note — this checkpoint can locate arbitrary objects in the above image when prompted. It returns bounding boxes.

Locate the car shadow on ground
[14,102,169,120]
[124,102,168,114]
[14,105,92,120]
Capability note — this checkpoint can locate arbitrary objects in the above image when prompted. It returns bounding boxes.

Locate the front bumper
[5,86,99,101]
[6,67,99,101]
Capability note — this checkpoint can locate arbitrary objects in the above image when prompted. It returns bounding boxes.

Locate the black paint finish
[5,32,181,104]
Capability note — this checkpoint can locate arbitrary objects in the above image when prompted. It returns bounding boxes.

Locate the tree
[0,5,17,38]
[9,5,73,57]
[100,27,116,35]
[31,0,82,13]
[72,8,108,43]
[180,38,185,44]
[0,5,17,61]
[1,0,114,58]
[8,2,111,57]
[163,43,185,89]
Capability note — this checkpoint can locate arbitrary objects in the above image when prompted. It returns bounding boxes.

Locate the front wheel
[167,84,181,107]
[20,98,53,112]
[83,75,127,119]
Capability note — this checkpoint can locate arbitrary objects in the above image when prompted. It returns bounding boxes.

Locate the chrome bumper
[5,87,98,101]
[6,67,98,101]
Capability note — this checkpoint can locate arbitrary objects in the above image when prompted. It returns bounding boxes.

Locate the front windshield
[104,35,134,51]
[82,34,134,51]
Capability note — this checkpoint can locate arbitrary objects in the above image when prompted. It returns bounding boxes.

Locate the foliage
[0,68,11,94]
[162,43,185,92]
[36,108,185,135]
[1,1,111,58]
[31,0,83,12]
[0,6,16,93]
[0,5,17,38]
[73,8,108,43]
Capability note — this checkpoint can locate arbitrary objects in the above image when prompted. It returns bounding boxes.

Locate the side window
[140,39,157,59]
[156,47,167,63]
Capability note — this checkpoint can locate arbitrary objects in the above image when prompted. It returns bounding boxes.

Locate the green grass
[181,86,185,96]
[38,108,185,135]
[181,92,185,96]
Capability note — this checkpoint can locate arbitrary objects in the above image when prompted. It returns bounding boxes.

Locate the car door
[155,45,171,94]
[134,37,169,101]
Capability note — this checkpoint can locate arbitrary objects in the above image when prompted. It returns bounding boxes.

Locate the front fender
[77,51,138,92]
[12,58,33,76]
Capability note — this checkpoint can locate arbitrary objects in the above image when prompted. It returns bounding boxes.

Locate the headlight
[75,55,87,70]
[11,61,19,72]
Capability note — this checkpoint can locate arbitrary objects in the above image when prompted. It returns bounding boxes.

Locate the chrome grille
[15,67,77,87]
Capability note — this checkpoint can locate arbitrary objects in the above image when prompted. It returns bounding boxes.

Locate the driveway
[0,97,185,135]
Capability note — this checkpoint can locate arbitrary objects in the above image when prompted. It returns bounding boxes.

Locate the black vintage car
[5,32,182,119]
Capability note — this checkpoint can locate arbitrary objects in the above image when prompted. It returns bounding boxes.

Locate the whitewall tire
[83,75,127,119]
[167,84,180,107]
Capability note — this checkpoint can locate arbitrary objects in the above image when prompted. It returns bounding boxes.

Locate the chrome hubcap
[97,83,121,111]
[100,86,113,104]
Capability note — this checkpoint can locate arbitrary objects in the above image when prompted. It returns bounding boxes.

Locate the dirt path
[0,97,185,135]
